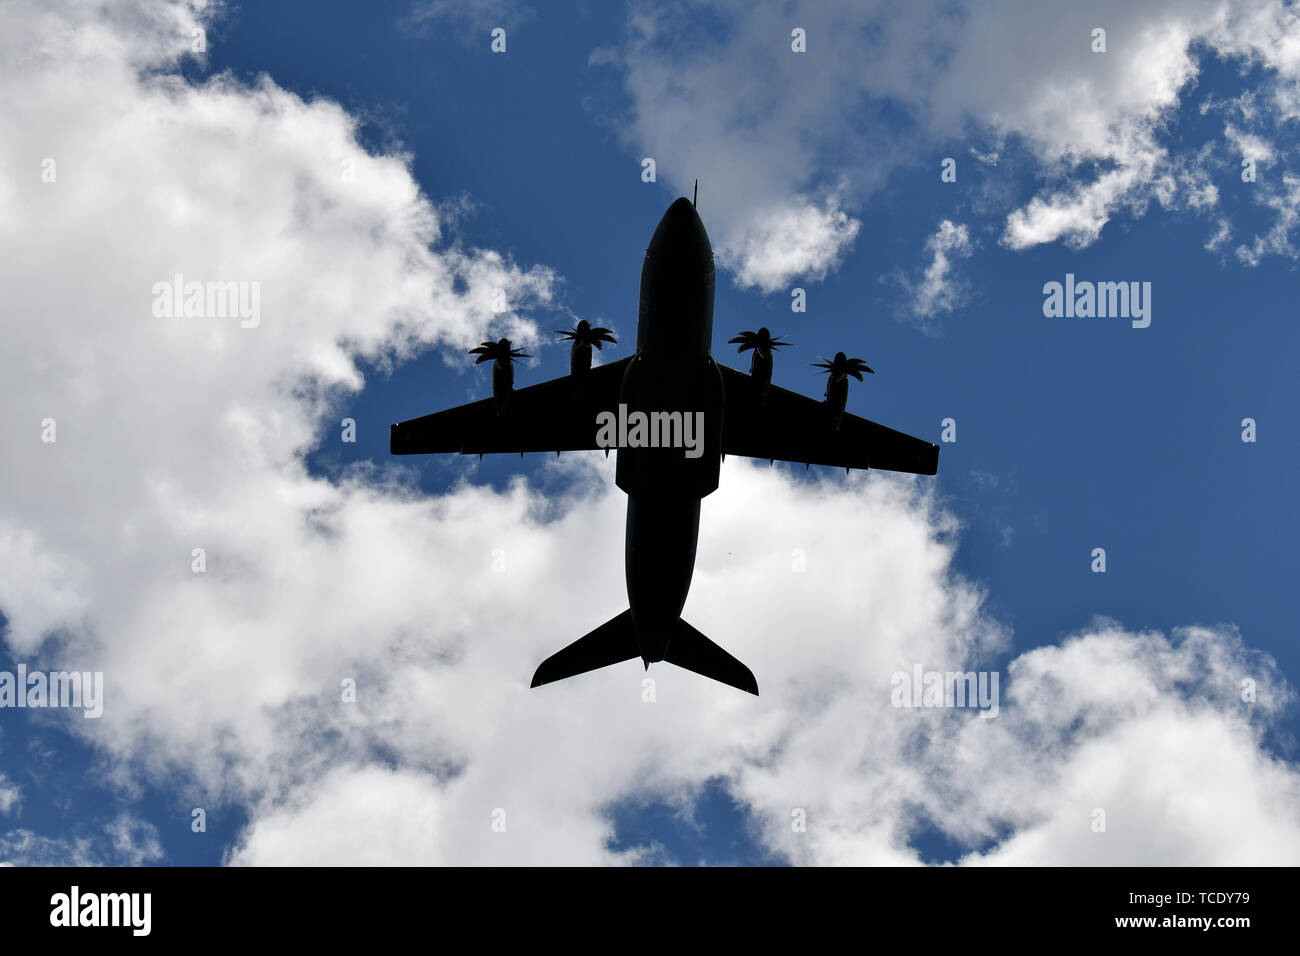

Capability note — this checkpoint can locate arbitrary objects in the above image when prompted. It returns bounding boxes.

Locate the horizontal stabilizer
[531,609,640,688]
[666,620,759,695]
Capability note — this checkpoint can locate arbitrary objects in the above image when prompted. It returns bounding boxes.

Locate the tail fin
[531,610,639,689]
[666,620,759,696]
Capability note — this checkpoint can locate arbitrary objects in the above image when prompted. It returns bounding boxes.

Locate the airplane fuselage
[616,198,722,665]
[393,194,937,695]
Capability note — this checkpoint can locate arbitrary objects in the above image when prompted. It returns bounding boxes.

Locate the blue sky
[2,0,1299,866]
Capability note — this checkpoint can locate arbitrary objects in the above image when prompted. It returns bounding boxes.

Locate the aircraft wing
[717,363,939,475]
[391,357,633,456]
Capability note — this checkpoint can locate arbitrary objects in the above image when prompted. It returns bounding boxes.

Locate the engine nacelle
[556,321,615,396]
[750,349,773,398]
[491,355,514,415]
[824,374,848,429]
[812,351,872,430]
[470,336,529,416]
[730,327,789,404]
[570,341,593,378]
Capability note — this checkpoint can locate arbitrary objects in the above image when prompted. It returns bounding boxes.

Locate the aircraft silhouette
[391,194,939,695]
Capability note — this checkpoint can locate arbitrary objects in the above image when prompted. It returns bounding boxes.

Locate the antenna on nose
[693,179,698,208]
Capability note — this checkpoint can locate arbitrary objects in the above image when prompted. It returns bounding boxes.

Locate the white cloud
[1235,172,1300,265]
[1,0,1298,867]
[0,831,97,867]
[902,220,974,324]
[405,0,532,36]
[1205,216,1232,252]
[725,196,862,293]
[0,812,162,865]
[957,625,1300,865]
[1225,122,1277,165]
[595,0,1300,282]
[0,0,560,800]
[105,813,164,865]
[0,775,19,816]
[1001,160,1155,250]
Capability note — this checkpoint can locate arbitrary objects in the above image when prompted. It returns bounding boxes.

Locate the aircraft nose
[649,196,711,261]
[665,196,695,220]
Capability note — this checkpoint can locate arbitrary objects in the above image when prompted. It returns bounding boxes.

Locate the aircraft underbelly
[614,352,723,499]
[624,495,701,660]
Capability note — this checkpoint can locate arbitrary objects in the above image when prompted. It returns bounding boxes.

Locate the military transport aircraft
[391,194,939,695]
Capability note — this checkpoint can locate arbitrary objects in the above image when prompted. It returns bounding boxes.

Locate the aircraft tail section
[529,612,759,696]
[666,620,759,696]
[531,610,639,688]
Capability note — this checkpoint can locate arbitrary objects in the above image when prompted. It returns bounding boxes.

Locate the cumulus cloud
[752,620,1298,866]
[897,220,974,327]
[1225,122,1277,166]
[0,0,561,802]
[726,195,862,293]
[1235,172,1300,265]
[595,0,1300,286]
[105,813,164,866]
[207,459,1015,865]
[1,0,1298,867]
[955,625,1298,864]
[0,775,19,816]
[0,831,98,867]
[0,812,164,866]
[1001,160,1155,251]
